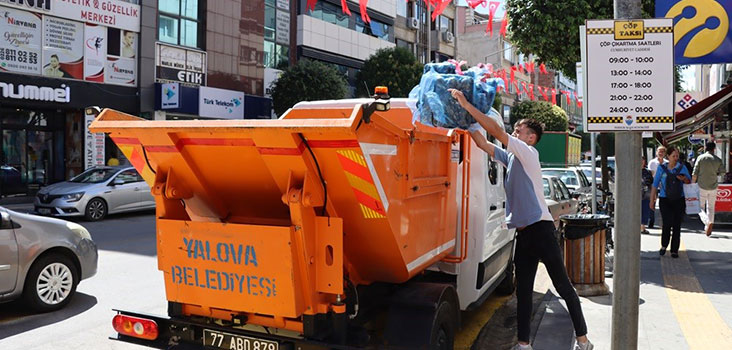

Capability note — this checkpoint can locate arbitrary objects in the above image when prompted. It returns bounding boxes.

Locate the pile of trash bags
[409,62,501,130]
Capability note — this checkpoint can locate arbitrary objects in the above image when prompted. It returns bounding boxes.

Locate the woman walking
[650,146,691,258]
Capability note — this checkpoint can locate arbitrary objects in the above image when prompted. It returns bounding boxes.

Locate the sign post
[584,8,675,350]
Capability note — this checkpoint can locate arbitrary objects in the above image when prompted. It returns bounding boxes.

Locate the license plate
[203,329,278,350]
[38,208,51,215]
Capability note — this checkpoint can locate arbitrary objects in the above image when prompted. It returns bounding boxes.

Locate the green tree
[356,47,423,97]
[509,100,569,132]
[505,0,655,79]
[492,92,503,111]
[271,60,348,116]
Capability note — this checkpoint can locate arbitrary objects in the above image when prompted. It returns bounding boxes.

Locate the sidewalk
[532,215,732,350]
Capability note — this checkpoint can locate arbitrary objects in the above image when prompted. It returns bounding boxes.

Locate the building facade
[0,0,141,196]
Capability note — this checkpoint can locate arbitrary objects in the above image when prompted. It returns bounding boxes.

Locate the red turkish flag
[528,84,536,100]
[564,91,572,106]
[577,100,583,108]
[539,63,548,74]
[341,0,351,15]
[432,0,451,21]
[500,16,508,38]
[359,0,370,23]
[551,88,557,105]
[510,65,516,83]
[486,1,500,37]
[538,86,548,101]
[467,0,486,9]
[307,0,318,12]
[526,62,535,73]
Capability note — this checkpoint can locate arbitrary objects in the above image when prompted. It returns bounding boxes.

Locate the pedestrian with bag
[650,145,691,258]
[693,141,724,237]
[449,89,593,350]
[641,157,653,234]
[647,146,667,229]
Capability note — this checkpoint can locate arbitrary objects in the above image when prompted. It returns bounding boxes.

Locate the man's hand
[449,88,468,108]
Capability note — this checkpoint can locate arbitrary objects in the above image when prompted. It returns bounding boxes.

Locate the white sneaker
[511,344,533,350]
[575,339,594,350]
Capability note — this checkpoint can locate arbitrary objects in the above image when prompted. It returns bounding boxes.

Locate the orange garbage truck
[90,92,516,349]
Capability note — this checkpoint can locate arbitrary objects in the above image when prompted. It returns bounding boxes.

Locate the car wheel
[23,254,79,312]
[85,198,107,221]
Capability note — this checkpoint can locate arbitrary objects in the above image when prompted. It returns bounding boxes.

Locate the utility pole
[612,1,642,349]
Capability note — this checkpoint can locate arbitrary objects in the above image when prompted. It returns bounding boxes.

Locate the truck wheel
[496,262,516,295]
[23,253,79,312]
[430,300,456,350]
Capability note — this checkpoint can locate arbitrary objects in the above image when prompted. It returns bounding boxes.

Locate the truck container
[89,93,515,349]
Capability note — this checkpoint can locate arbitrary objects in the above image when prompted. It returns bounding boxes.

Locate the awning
[658,84,732,145]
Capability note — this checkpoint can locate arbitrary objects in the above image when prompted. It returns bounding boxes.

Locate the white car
[542,175,579,229]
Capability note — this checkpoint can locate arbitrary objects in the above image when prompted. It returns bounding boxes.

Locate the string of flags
[306,1,580,106]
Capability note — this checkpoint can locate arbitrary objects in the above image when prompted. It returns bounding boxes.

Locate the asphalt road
[0,209,164,350]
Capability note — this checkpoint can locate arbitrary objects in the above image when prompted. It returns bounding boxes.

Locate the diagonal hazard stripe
[337,153,373,183]
[128,148,146,175]
[360,204,386,218]
[345,173,380,200]
[337,150,367,167]
[352,187,386,216]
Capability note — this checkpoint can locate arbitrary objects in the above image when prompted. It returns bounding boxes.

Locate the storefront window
[158,0,202,48]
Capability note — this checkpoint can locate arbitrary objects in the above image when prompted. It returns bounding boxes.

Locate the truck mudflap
[111,309,355,350]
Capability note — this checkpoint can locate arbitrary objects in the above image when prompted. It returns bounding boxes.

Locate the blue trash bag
[409,63,501,130]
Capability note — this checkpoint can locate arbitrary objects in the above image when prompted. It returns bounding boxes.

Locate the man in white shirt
[646,146,667,229]
[450,88,593,350]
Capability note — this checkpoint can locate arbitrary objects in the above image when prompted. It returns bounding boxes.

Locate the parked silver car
[542,175,579,228]
[34,166,155,221]
[0,207,97,312]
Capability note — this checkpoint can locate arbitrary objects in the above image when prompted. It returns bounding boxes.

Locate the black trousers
[515,220,588,342]
[659,197,685,253]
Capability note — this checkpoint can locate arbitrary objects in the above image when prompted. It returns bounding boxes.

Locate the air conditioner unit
[442,31,454,43]
[408,17,419,30]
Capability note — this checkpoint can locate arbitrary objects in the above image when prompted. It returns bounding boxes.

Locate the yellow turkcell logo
[666,0,729,58]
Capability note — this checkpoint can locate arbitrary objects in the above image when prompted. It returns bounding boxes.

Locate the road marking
[661,245,732,349]
[454,293,512,350]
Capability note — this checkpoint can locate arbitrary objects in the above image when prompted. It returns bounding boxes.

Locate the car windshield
[543,178,551,199]
[70,168,117,183]
[582,168,601,178]
[543,170,578,186]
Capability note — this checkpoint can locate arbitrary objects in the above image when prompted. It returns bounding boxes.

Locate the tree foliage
[356,47,423,97]
[510,100,569,132]
[271,60,348,116]
[506,0,655,79]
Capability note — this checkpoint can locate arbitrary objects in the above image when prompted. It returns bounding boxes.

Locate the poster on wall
[275,10,290,45]
[0,7,42,74]
[42,15,84,79]
[84,112,105,169]
[83,24,106,82]
[105,28,136,85]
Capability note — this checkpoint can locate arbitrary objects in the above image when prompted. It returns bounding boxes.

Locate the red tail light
[112,314,159,340]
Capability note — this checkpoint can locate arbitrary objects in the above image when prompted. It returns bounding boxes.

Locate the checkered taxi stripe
[587,28,613,35]
[645,26,673,33]
[636,116,674,123]
[588,116,623,123]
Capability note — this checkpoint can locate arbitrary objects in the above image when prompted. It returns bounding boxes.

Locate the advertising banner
[51,0,140,32]
[43,15,84,79]
[276,9,290,45]
[84,111,105,169]
[656,0,732,65]
[0,7,42,74]
[83,23,106,82]
[199,86,244,119]
[156,42,206,86]
[105,55,135,85]
[161,82,179,109]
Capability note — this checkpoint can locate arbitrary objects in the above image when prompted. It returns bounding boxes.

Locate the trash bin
[559,214,611,296]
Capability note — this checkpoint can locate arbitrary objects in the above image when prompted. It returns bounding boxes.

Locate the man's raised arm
[449,88,509,146]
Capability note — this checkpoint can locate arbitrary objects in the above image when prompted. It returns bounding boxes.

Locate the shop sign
[83,23,106,82]
[84,110,104,169]
[42,15,84,79]
[52,0,140,32]
[155,42,206,86]
[199,86,244,119]
[275,9,289,45]
[0,80,69,102]
[161,82,179,109]
[105,56,134,85]
[0,0,51,13]
[0,7,42,74]
[717,185,732,213]
[656,0,732,65]
[276,0,289,10]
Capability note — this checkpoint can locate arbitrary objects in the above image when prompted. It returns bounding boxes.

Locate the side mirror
[112,178,124,186]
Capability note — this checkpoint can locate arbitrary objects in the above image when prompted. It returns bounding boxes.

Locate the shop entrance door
[27,130,53,190]
[1,130,26,195]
